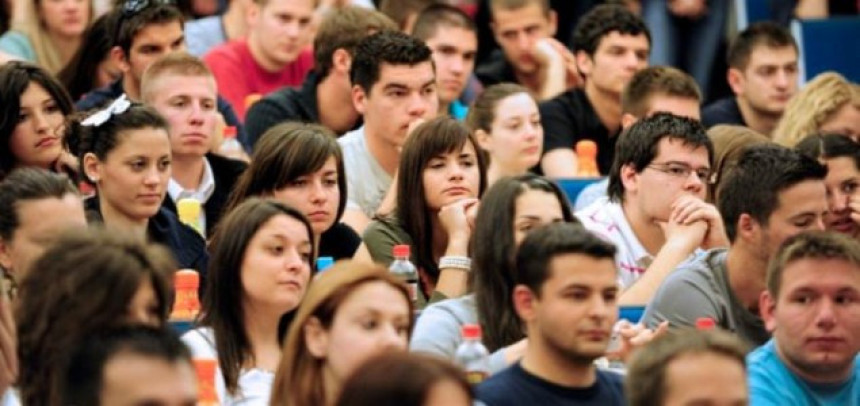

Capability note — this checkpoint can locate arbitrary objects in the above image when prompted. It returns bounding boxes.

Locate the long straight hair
[393,117,487,281]
[200,198,315,396]
[471,175,576,351]
[271,260,415,406]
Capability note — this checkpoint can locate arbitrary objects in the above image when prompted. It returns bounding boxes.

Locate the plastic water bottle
[177,198,204,236]
[169,270,201,322]
[455,324,490,385]
[575,140,600,177]
[696,317,716,330]
[316,256,334,273]
[389,245,419,306]
[218,126,245,160]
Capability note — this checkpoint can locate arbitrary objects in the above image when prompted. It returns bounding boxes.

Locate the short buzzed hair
[0,168,78,241]
[378,0,439,31]
[622,66,702,118]
[489,0,550,15]
[626,329,749,406]
[140,52,215,103]
[766,231,860,298]
[314,6,397,78]
[411,4,476,42]
[727,22,797,70]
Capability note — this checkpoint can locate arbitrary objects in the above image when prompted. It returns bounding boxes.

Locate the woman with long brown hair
[357,117,488,307]
[271,260,414,406]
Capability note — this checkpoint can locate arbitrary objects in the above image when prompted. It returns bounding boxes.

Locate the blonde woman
[773,72,860,147]
[0,0,91,73]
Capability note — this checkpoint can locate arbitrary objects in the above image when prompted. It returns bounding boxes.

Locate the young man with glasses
[577,113,725,306]
[642,144,827,346]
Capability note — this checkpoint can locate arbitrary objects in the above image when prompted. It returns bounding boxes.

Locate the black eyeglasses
[646,162,714,184]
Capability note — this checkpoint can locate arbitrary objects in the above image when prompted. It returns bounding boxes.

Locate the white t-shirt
[337,126,392,218]
[182,327,274,405]
[577,197,653,289]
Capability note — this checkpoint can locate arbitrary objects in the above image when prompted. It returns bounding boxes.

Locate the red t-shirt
[203,40,314,120]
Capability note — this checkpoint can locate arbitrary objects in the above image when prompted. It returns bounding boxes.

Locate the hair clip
[81,94,132,127]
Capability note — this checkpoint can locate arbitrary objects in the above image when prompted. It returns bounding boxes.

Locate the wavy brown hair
[271,260,414,406]
[16,228,174,406]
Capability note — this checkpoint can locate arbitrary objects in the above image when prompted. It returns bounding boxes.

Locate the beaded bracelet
[439,255,472,272]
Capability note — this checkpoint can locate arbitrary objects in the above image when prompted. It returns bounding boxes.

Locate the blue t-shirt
[475,362,625,406]
[747,339,859,406]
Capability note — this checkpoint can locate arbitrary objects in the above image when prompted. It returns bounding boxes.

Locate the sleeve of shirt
[539,96,578,153]
[362,219,405,266]
[640,267,721,329]
[244,95,290,149]
[0,31,35,61]
[204,47,250,120]
[410,302,463,360]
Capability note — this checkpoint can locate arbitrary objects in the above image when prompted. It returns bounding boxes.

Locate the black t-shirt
[318,222,361,260]
[475,50,518,88]
[540,89,617,174]
[701,97,747,129]
[475,363,625,406]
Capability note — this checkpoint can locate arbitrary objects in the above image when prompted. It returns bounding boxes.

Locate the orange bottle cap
[175,269,200,289]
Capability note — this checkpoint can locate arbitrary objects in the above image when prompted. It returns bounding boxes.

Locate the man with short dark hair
[77,1,244,142]
[0,168,86,281]
[626,329,749,406]
[63,326,197,406]
[476,223,624,406]
[338,30,438,233]
[578,113,724,305]
[642,144,828,346]
[412,4,477,120]
[244,6,396,145]
[479,0,579,101]
[702,22,799,137]
[203,0,316,120]
[750,231,860,404]
[540,4,650,177]
[574,66,703,210]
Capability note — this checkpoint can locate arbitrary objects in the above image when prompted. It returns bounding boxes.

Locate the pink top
[204,40,314,120]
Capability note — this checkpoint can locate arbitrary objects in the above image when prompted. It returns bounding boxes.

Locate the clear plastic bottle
[389,245,419,306]
[455,324,490,385]
[218,126,245,160]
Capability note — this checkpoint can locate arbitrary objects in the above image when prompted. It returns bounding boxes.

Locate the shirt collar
[168,157,216,204]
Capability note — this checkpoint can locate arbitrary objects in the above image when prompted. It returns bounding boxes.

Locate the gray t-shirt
[338,126,392,218]
[186,16,227,58]
[642,248,769,346]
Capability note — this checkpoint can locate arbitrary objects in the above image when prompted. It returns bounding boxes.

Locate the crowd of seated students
[0,0,858,405]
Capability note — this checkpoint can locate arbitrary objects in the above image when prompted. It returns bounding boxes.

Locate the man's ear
[110,46,130,74]
[575,50,593,79]
[474,129,491,151]
[546,10,558,37]
[246,2,260,26]
[332,48,352,76]
[759,290,778,333]
[737,213,759,243]
[512,284,538,322]
[727,68,744,95]
[303,317,329,359]
[351,84,367,115]
[619,164,638,195]
[0,238,13,271]
[620,113,637,130]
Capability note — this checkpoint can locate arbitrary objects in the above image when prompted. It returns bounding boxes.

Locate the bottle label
[465,370,487,385]
[408,282,418,302]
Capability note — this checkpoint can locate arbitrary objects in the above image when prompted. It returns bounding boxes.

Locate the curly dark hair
[571,3,650,56]
[350,30,433,94]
